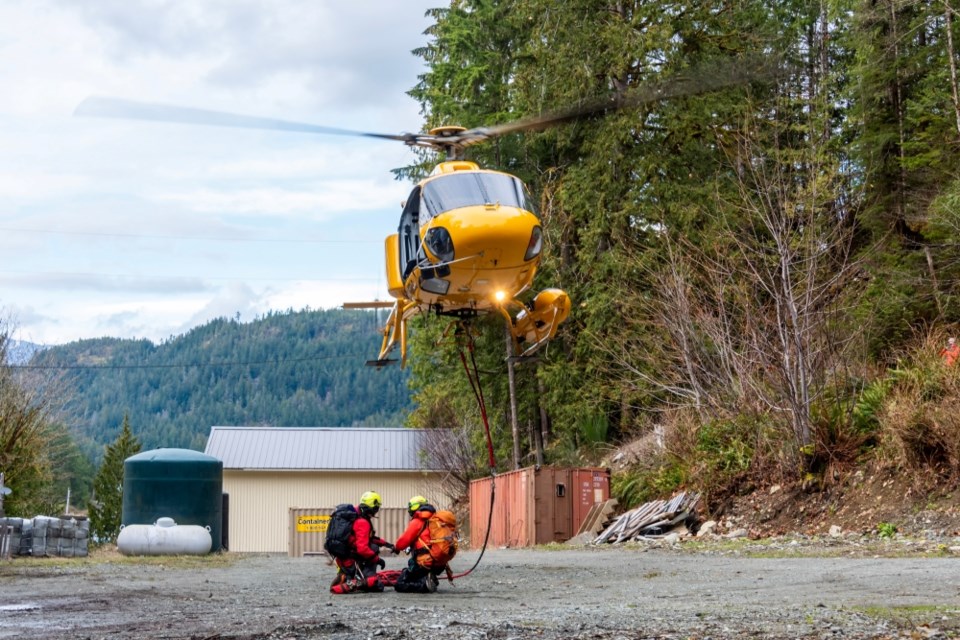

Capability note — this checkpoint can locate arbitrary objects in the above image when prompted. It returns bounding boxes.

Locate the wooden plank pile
[576,498,619,537]
[593,491,700,544]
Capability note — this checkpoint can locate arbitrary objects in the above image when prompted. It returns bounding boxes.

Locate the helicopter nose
[441,205,540,266]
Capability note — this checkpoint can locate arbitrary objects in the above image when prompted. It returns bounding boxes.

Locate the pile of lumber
[593,491,700,544]
[575,499,619,537]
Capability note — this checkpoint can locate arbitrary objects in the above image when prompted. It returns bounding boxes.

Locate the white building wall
[223,469,451,552]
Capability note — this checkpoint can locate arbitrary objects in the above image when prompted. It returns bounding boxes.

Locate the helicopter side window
[398,186,421,280]
[421,173,539,220]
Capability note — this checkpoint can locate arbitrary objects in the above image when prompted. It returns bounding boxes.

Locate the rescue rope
[447,324,497,580]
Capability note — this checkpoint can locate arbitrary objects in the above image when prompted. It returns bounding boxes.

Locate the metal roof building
[205,426,443,471]
[204,427,453,553]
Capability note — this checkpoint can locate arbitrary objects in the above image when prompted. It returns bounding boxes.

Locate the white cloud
[157,180,403,217]
[180,282,265,330]
[0,0,435,345]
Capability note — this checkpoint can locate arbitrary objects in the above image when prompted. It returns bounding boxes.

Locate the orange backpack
[416,509,459,568]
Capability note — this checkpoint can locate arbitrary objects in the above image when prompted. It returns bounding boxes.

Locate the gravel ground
[2,543,960,639]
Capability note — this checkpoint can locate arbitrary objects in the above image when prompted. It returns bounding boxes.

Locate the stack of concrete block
[0,517,27,557]
[0,516,89,557]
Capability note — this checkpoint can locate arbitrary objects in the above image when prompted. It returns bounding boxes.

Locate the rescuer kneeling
[325,491,393,594]
[392,495,458,593]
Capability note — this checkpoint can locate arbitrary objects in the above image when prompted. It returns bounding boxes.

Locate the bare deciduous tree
[604,106,861,469]
[0,320,70,516]
[419,425,486,507]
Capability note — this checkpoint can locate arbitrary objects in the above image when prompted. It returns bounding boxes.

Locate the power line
[0,227,380,245]
[0,269,379,283]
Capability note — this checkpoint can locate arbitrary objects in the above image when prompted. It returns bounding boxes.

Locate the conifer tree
[88,415,141,544]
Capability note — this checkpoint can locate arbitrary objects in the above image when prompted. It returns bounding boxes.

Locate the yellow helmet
[359,491,382,515]
[407,495,427,514]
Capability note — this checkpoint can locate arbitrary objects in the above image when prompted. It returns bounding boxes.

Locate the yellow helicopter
[342,133,571,367]
[75,59,770,367]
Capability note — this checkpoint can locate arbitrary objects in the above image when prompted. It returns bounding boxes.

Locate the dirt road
[2,545,959,639]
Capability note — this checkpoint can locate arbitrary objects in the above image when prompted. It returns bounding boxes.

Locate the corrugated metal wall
[571,468,610,527]
[223,470,451,552]
[469,467,610,548]
[288,507,408,557]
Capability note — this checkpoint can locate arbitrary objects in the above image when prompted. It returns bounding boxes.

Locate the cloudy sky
[0,1,438,345]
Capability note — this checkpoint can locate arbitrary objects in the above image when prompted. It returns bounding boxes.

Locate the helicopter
[339,133,572,368]
[75,58,773,367]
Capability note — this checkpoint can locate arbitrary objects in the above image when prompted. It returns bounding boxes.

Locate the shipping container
[288,507,409,557]
[469,466,610,548]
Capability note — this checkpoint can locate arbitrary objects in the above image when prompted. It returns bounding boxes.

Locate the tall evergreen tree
[848,0,960,353]
[88,415,141,544]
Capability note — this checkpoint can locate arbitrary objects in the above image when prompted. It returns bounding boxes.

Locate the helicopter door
[398,186,421,280]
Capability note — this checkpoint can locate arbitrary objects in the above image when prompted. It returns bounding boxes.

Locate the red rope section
[447,325,496,580]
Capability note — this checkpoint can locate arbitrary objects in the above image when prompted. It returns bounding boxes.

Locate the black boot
[394,568,427,593]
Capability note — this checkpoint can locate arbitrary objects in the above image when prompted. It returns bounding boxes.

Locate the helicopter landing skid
[365,359,399,368]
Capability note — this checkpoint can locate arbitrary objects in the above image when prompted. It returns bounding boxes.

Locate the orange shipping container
[468,466,610,548]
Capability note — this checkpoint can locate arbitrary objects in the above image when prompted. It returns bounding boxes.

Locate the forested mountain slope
[30,309,411,458]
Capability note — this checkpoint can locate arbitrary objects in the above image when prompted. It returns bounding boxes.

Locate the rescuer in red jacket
[391,495,453,593]
[330,491,392,594]
[941,337,960,367]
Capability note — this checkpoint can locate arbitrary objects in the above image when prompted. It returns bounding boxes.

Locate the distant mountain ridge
[29,309,412,458]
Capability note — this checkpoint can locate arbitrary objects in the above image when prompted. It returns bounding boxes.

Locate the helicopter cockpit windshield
[420,172,538,222]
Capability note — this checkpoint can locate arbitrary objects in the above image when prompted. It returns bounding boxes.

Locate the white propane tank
[117,517,213,556]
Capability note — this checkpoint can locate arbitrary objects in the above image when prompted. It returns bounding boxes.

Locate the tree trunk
[528,418,544,466]
[925,246,945,317]
[946,0,960,135]
[890,0,909,229]
[537,376,551,450]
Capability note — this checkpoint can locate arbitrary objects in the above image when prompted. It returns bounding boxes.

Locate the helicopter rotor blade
[74,57,783,158]
[74,96,416,144]
[450,56,783,148]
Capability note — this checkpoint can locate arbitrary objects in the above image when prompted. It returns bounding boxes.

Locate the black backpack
[324,503,358,558]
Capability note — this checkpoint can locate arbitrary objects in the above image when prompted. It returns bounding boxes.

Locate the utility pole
[0,472,10,518]
[505,325,521,469]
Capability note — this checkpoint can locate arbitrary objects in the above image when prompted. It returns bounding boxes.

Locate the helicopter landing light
[494,290,507,303]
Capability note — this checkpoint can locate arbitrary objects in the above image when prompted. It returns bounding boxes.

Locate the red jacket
[351,508,387,561]
[941,343,960,366]
[394,506,436,553]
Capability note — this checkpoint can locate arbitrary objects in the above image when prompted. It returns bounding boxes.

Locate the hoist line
[448,323,496,580]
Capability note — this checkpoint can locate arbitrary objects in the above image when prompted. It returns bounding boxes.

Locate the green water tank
[122,448,223,552]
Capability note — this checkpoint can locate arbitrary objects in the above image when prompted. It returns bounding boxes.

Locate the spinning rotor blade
[74,96,415,143]
[75,57,782,158]
[447,57,783,149]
